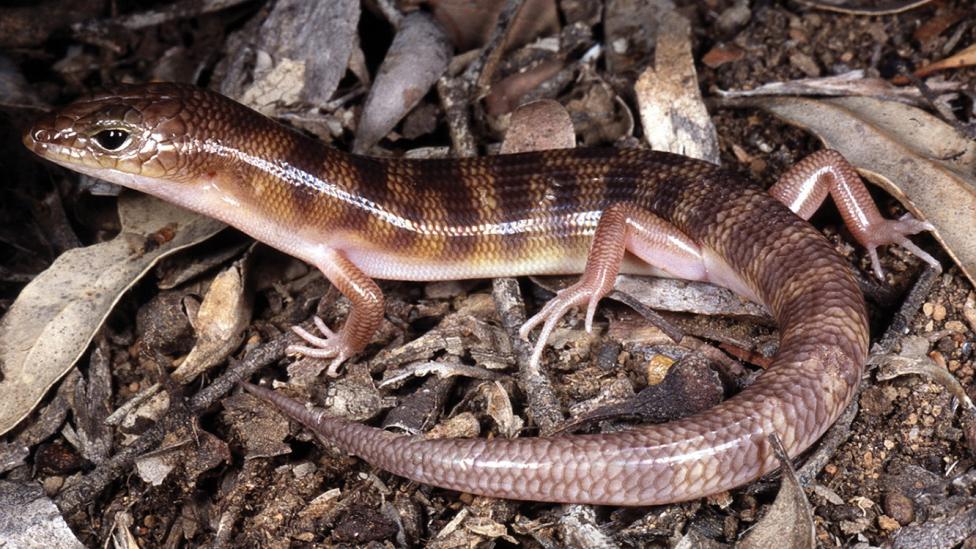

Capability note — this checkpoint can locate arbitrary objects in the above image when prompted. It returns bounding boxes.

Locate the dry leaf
[222,0,360,107]
[612,276,769,319]
[0,193,224,435]
[875,335,974,411]
[702,44,745,68]
[794,0,934,15]
[740,95,976,285]
[0,480,85,549]
[479,381,524,438]
[485,59,565,116]
[635,10,719,163]
[171,258,252,383]
[422,0,558,52]
[352,12,451,153]
[739,436,816,549]
[715,69,963,101]
[912,43,976,79]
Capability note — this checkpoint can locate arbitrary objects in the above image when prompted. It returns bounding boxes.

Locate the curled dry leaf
[425,411,480,439]
[370,293,512,371]
[352,12,452,153]
[738,95,976,285]
[874,335,974,411]
[484,59,565,117]
[794,0,934,15]
[379,360,502,389]
[907,43,976,81]
[635,9,720,163]
[171,258,252,384]
[479,381,524,438]
[739,436,816,549]
[0,193,224,436]
[714,69,963,102]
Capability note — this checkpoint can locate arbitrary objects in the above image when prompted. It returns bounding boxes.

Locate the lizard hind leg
[769,149,939,278]
[519,203,707,368]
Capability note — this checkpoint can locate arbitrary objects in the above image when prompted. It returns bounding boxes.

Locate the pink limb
[519,203,706,368]
[769,149,939,279]
[288,249,385,376]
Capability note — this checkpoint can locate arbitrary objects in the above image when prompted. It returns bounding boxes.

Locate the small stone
[41,476,63,496]
[715,0,751,35]
[933,304,947,321]
[923,302,935,316]
[645,354,674,385]
[878,515,901,531]
[945,320,967,333]
[789,52,821,77]
[702,45,745,68]
[883,491,915,525]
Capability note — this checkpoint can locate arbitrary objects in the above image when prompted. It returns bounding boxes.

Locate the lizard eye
[92,129,131,151]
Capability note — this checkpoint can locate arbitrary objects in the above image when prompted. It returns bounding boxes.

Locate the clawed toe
[519,283,607,368]
[287,316,354,375]
[865,215,940,279]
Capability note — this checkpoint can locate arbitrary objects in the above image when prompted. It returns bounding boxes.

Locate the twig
[491,278,564,434]
[55,334,289,515]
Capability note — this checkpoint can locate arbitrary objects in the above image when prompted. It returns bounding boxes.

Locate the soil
[0,0,974,547]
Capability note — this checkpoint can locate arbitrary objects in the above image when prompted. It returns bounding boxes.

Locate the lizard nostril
[31,128,52,143]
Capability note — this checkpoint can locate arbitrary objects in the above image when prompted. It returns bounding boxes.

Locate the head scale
[22,83,224,185]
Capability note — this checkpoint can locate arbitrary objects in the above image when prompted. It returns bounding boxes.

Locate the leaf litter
[0,0,974,547]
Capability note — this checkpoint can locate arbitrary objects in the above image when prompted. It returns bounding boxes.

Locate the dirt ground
[0,0,974,547]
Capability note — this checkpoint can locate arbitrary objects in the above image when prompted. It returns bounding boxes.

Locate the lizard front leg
[289,249,384,376]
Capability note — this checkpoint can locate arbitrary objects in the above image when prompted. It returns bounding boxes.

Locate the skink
[24,83,938,505]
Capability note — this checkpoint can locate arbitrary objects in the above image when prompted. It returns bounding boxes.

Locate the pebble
[883,491,915,525]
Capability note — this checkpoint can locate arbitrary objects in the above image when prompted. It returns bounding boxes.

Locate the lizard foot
[288,316,354,377]
[863,213,939,279]
[518,278,610,368]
